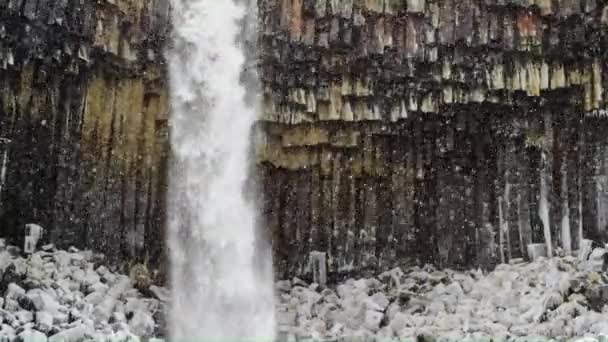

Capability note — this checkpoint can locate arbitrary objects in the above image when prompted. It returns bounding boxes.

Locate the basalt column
[0,0,171,266]
[256,0,608,278]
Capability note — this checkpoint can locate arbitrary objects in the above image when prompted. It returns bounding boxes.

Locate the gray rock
[0,310,17,325]
[586,284,608,312]
[6,284,26,300]
[147,286,168,303]
[48,324,89,342]
[110,312,126,324]
[369,292,389,311]
[15,311,33,324]
[26,290,62,315]
[95,266,109,277]
[35,312,53,333]
[275,280,292,293]
[4,298,21,312]
[388,311,410,332]
[588,248,607,271]
[15,329,46,342]
[40,245,54,252]
[527,244,548,261]
[128,311,155,337]
[0,324,15,342]
[93,276,131,324]
[362,309,383,332]
[579,239,594,261]
[84,292,104,306]
[52,313,68,326]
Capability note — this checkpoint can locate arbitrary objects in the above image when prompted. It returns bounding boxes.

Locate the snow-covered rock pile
[0,244,168,342]
[276,252,608,342]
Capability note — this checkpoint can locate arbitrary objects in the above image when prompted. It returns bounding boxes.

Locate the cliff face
[0,0,170,264]
[257,0,608,277]
[4,0,608,280]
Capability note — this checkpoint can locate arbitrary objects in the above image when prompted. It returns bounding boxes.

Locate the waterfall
[167,1,276,341]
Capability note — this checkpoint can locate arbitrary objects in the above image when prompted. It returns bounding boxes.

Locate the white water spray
[167,1,275,341]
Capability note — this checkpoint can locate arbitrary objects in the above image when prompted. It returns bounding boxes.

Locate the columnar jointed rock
[257,0,608,278]
[0,0,171,266]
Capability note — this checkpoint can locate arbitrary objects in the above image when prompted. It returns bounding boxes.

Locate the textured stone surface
[257,0,608,278]
[0,0,170,271]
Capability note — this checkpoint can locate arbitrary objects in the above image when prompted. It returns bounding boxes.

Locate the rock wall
[0,0,170,265]
[257,0,608,278]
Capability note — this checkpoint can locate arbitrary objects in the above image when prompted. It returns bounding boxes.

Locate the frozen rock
[128,311,155,337]
[16,329,46,342]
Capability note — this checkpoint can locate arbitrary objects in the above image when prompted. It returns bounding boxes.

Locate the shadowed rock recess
[0,0,170,265]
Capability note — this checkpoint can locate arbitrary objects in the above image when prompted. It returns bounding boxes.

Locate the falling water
[167,1,275,341]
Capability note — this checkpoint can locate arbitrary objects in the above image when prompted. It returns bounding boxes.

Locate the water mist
[167,1,276,341]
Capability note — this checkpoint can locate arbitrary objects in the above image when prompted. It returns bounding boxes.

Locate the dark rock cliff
[4,0,608,281]
[0,0,170,266]
[256,0,608,278]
